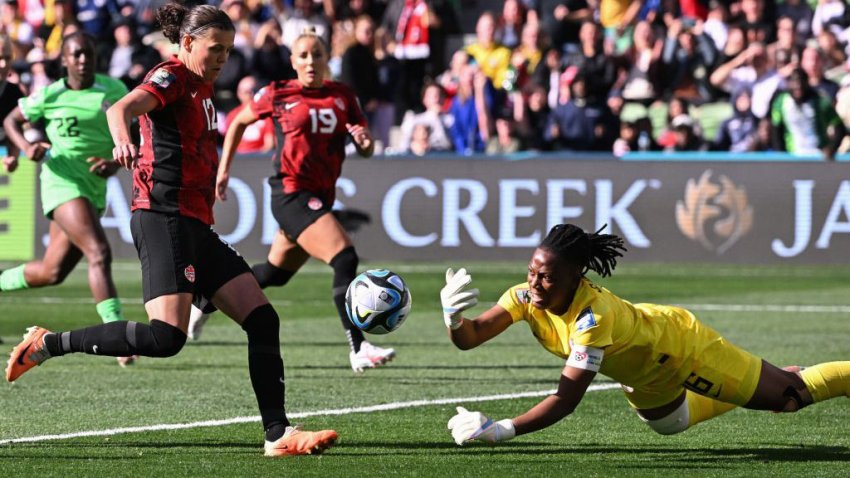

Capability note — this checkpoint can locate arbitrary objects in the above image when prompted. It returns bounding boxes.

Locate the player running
[1,32,134,366]
[190,27,396,373]
[442,223,850,445]
[5,4,337,457]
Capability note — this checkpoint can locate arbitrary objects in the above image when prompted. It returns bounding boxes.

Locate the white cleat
[349,341,396,373]
[188,305,210,341]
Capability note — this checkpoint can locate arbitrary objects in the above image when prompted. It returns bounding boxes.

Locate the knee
[637,400,690,436]
[148,319,187,357]
[40,264,69,286]
[251,262,295,288]
[241,304,281,352]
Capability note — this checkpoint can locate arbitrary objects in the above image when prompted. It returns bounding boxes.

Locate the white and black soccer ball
[345,269,412,334]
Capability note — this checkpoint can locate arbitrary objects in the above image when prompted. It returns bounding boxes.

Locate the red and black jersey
[250,79,367,204]
[133,58,219,225]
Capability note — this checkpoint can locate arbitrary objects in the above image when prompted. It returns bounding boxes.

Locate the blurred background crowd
[3,0,850,158]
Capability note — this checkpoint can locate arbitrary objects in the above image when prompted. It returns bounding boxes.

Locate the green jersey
[19,74,127,192]
[769,90,840,155]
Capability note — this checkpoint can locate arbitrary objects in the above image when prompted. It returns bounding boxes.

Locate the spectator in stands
[74,0,121,43]
[770,68,846,160]
[23,47,51,95]
[812,0,846,40]
[37,0,74,61]
[408,123,433,156]
[515,82,551,150]
[466,11,512,91]
[816,28,846,71]
[710,41,782,118]
[544,71,618,151]
[540,0,592,52]
[717,24,746,65]
[335,0,386,22]
[281,0,331,48]
[573,21,616,105]
[223,0,259,63]
[341,15,379,119]
[617,20,663,106]
[251,19,295,83]
[437,49,468,105]
[800,45,839,100]
[768,16,799,59]
[495,0,527,49]
[448,63,494,154]
[599,0,642,54]
[107,17,161,89]
[703,0,729,52]
[738,0,773,44]
[382,0,433,121]
[487,115,521,154]
[657,96,691,148]
[667,114,707,151]
[777,0,813,44]
[662,18,719,104]
[372,26,401,152]
[0,0,33,62]
[512,20,544,89]
[399,82,453,153]
[713,87,759,152]
[221,75,274,155]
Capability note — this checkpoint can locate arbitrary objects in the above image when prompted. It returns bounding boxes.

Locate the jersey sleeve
[17,88,45,123]
[136,64,185,109]
[106,77,129,103]
[496,284,532,323]
[250,84,275,120]
[569,306,614,349]
[343,85,368,127]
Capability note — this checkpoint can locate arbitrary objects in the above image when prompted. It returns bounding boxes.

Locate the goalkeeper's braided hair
[540,224,627,278]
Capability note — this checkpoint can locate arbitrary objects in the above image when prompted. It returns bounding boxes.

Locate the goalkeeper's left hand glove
[447,406,515,445]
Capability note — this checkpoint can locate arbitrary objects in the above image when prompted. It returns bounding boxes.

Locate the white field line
[2,295,850,314]
[0,382,621,445]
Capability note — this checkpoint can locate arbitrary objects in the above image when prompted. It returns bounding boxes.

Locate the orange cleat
[264,426,339,457]
[6,326,53,382]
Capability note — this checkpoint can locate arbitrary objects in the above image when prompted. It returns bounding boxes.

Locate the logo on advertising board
[676,170,753,254]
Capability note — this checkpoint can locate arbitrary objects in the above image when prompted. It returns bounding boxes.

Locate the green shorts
[40,164,106,218]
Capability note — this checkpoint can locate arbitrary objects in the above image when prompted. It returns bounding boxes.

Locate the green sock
[96,297,126,323]
[0,265,29,291]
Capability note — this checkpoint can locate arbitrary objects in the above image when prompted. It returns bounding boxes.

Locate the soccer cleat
[349,341,396,373]
[6,326,52,382]
[264,425,338,457]
[188,306,210,341]
[117,355,139,367]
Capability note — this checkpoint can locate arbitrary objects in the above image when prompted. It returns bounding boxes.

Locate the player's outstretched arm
[448,365,595,445]
[107,89,159,169]
[218,104,259,200]
[440,267,512,350]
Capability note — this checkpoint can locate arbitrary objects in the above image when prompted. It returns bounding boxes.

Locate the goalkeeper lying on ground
[441,223,850,445]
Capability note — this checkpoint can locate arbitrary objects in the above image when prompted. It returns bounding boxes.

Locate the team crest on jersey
[307,197,323,210]
[184,265,196,283]
[334,97,345,110]
[575,307,597,331]
[515,288,531,304]
[150,68,176,88]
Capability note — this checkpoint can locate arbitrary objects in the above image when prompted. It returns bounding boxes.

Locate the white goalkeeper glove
[440,268,479,330]
[448,406,515,445]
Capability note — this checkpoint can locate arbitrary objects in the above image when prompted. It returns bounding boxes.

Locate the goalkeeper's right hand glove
[440,267,479,330]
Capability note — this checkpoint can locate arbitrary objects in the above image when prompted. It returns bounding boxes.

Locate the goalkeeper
[442,223,850,445]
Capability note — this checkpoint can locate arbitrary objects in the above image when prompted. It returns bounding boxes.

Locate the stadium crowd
[2,0,850,158]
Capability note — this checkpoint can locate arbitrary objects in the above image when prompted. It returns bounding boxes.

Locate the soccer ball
[345,269,412,334]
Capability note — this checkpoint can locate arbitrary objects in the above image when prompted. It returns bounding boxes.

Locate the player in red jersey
[5,4,337,457]
[190,28,396,373]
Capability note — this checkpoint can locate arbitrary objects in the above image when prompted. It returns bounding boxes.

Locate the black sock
[251,261,295,289]
[330,247,364,353]
[44,320,185,357]
[241,303,290,440]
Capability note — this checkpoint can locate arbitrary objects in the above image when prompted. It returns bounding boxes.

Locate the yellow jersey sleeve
[496,283,532,323]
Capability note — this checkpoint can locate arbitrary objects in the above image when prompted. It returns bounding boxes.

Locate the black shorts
[130,209,252,306]
[269,184,332,241]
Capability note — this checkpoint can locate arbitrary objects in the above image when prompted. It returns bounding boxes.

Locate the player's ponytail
[540,224,626,278]
[156,3,234,44]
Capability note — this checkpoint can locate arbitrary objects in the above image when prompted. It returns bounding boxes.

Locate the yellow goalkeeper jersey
[497,278,739,392]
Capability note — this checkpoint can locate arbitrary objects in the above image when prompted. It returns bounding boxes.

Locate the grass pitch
[1,260,849,477]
